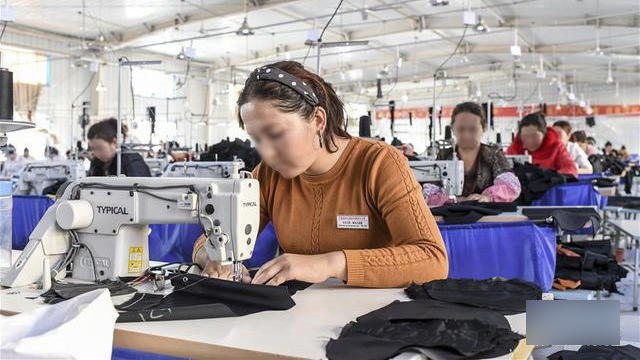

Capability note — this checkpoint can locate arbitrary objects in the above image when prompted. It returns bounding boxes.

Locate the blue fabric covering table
[577,173,604,181]
[437,221,556,291]
[111,347,187,360]
[11,195,278,267]
[532,182,603,208]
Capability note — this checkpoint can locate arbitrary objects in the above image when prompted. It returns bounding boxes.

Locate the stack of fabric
[554,241,628,293]
[326,278,541,360]
[513,163,575,205]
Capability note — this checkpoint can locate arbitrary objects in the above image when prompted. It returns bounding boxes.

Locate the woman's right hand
[201,260,252,283]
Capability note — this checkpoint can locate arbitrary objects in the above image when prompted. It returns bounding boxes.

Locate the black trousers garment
[115,273,302,322]
[326,300,523,360]
[405,278,542,315]
[548,345,640,360]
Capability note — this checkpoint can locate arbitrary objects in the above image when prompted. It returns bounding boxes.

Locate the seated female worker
[423,102,521,207]
[192,61,448,288]
[552,120,593,174]
[87,118,151,177]
[506,112,578,178]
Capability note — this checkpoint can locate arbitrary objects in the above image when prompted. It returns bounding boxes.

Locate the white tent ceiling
[5,0,640,103]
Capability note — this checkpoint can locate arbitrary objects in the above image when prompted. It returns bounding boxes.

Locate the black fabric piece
[405,278,541,315]
[513,163,575,205]
[199,138,261,171]
[555,241,628,293]
[326,300,523,360]
[42,179,67,196]
[247,269,312,294]
[520,207,601,234]
[606,196,640,210]
[41,279,136,304]
[548,345,640,360]
[587,177,617,188]
[88,150,152,177]
[115,273,296,322]
[430,201,517,224]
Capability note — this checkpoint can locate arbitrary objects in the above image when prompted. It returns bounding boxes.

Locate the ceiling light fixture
[430,0,449,6]
[474,16,489,33]
[235,16,254,36]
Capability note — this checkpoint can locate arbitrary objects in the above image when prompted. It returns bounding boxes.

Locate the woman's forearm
[325,251,347,281]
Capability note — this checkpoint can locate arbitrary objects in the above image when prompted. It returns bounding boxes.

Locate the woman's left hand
[465,193,492,202]
[251,252,346,286]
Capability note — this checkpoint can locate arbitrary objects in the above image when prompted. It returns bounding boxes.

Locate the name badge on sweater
[337,215,369,230]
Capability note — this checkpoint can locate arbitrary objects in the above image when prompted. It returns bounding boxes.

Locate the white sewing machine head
[409,160,465,197]
[2,175,260,288]
[144,158,169,177]
[506,154,532,167]
[14,160,86,196]
[163,160,245,179]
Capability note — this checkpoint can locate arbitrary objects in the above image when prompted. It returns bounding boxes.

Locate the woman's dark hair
[518,112,547,135]
[552,120,572,135]
[87,118,127,143]
[237,61,350,153]
[570,130,587,143]
[451,102,487,131]
[605,141,612,147]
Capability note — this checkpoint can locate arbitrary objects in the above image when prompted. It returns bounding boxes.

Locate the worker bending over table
[507,112,578,178]
[193,61,448,288]
[423,101,521,206]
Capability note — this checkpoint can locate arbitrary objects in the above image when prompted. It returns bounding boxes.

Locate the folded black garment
[326,300,523,360]
[520,207,601,234]
[548,345,640,360]
[115,273,296,322]
[514,163,574,205]
[606,195,640,210]
[41,279,137,304]
[405,278,542,315]
[431,204,502,224]
[588,177,617,188]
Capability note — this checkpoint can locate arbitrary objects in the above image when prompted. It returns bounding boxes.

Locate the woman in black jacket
[87,118,151,177]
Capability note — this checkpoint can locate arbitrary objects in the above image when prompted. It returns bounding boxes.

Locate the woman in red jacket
[507,112,578,178]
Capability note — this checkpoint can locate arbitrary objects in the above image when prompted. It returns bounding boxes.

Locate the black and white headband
[250,66,321,106]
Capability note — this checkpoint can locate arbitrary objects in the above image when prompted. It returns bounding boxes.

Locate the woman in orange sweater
[192,61,448,288]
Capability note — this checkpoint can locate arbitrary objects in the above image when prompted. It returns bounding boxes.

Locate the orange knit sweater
[193,137,448,288]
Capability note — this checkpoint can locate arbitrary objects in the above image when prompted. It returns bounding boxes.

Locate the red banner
[375,104,640,120]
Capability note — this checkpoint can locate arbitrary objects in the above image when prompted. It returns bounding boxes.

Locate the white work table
[1,261,528,359]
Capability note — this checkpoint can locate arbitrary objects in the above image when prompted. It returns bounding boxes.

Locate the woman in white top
[553,121,593,174]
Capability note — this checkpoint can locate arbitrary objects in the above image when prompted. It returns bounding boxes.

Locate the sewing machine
[144,158,169,177]
[163,160,245,179]
[409,160,464,197]
[14,160,86,196]
[506,154,532,167]
[1,175,260,287]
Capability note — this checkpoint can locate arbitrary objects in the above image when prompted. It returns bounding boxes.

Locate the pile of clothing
[513,163,575,205]
[606,195,640,210]
[553,241,628,293]
[588,154,625,175]
[326,278,541,360]
[199,138,261,171]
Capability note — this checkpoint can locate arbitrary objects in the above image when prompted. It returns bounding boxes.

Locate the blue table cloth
[437,221,556,291]
[532,182,603,208]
